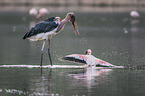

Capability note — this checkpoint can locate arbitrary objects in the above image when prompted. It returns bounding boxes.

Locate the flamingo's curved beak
[70,14,80,35]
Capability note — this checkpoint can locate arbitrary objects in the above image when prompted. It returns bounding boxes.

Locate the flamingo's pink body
[36,8,49,19]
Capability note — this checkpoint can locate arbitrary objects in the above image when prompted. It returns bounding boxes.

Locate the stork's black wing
[23,17,58,39]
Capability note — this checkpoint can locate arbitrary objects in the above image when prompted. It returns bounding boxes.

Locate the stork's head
[85,49,92,55]
[55,17,62,24]
[66,12,79,35]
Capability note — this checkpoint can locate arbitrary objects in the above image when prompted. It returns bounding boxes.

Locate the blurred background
[0,0,145,12]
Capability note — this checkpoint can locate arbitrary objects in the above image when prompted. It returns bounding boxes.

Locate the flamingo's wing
[96,58,115,67]
[61,54,87,64]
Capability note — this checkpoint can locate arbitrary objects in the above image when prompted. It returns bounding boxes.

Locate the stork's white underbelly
[28,29,57,41]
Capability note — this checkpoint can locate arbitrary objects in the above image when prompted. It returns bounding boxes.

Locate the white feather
[28,28,57,41]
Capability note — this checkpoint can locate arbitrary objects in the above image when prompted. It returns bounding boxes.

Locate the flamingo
[61,49,115,67]
[29,8,38,19]
[23,12,79,67]
[36,8,49,19]
[130,11,140,18]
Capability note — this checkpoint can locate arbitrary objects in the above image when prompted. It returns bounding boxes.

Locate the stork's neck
[56,18,69,33]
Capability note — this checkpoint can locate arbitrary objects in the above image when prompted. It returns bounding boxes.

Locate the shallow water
[0,67,145,96]
[0,6,145,96]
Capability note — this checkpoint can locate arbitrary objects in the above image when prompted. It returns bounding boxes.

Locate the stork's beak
[70,14,80,35]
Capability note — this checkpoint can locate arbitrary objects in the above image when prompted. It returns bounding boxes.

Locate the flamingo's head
[85,49,92,55]
[66,12,79,35]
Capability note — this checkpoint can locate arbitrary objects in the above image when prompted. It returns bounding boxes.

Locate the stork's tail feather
[23,35,26,39]
[23,32,29,39]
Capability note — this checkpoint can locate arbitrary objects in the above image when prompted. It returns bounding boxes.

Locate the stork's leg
[41,40,46,67]
[48,39,52,66]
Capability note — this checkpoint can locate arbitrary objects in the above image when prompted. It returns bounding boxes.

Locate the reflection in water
[130,19,139,25]
[68,67,112,89]
[28,67,112,96]
[0,67,54,96]
[0,67,145,96]
[123,27,128,34]
[130,18,139,33]
[129,17,140,68]
[28,69,53,96]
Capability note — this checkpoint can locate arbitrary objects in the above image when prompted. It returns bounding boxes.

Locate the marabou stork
[23,12,79,67]
[61,49,115,67]
[29,8,38,19]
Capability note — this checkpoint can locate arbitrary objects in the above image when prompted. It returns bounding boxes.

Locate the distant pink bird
[130,11,140,18]
[36,8,49,19]
[29,7,38,17]
[62,49,115,67]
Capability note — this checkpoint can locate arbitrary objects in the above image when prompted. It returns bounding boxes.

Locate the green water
[0,7,145,96]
